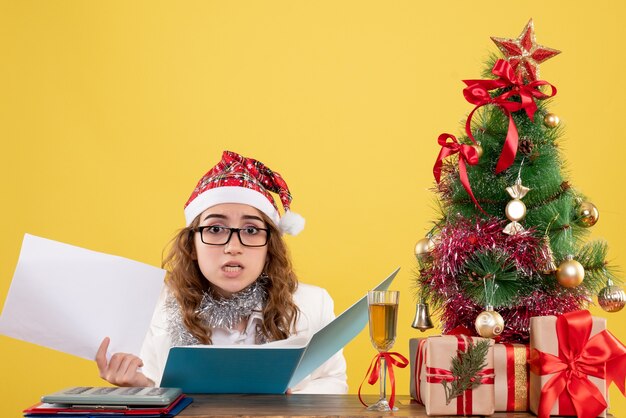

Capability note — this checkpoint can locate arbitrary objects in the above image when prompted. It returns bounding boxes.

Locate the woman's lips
[222,263,243,277]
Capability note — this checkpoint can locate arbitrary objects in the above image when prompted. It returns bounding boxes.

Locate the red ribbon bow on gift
[463,59,557,174]
[433,133,484,213]
[528,310,626,418]
[358,351,409,410]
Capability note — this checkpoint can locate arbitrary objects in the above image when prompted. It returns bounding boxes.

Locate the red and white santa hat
[183,150,305,235]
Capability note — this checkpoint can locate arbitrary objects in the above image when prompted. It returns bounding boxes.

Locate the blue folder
[160,267,400,394]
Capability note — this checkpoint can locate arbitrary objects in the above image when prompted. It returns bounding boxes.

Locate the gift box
[409,338,425,401]
[493,343,530,412]
[528,310,626,418]
[410,335,495,416]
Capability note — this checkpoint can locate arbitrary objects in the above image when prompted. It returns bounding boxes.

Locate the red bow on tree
[528,310,626,418]
[463,59,556,174]
[433,133,484,213]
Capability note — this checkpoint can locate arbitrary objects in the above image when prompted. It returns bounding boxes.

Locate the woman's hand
[95,337,154,387]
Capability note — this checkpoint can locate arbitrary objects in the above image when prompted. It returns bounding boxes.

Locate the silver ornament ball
[598,281,626,313]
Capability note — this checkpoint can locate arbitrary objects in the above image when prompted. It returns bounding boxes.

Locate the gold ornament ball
[543,113,560,128]
[556,258,585,288]
[598,285,626,313]
[415,237,435,258]
[474,308,504,338]
[505,199,527,222]
[577,201,600,227]
[472,144,483,159]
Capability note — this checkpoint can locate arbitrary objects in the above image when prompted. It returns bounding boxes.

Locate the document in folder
[160,267,400,394]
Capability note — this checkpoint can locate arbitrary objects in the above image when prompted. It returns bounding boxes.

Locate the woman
[95,151,347,393]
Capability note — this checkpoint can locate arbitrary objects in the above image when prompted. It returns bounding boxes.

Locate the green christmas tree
[414,19,625,343]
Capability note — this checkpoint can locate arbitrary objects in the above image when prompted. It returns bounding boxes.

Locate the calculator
[41,386,183,406]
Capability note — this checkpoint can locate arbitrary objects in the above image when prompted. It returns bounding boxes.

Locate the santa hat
[183,151,305,235]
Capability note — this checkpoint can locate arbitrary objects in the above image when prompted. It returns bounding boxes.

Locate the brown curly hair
[161,212,299,344]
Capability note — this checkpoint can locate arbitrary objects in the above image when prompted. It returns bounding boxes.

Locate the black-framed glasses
[194,226,270,247]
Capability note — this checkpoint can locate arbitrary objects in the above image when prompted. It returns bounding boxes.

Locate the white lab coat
[139,282,348,393]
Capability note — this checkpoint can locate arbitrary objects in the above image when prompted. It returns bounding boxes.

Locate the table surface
[176,394,536,417]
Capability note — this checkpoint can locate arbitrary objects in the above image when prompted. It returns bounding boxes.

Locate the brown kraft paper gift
[413,335,495,416]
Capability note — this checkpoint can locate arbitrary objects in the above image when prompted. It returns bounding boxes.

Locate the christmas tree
[414,19,626,343]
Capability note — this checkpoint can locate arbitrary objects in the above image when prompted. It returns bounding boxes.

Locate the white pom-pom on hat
[278,210,305,236]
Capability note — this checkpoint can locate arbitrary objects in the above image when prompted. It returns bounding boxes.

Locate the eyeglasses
[194,226,270,247]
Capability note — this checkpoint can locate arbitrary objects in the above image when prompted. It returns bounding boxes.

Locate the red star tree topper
[491,19,561,82]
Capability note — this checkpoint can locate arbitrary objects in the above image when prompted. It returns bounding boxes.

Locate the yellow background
[1,1,625,416]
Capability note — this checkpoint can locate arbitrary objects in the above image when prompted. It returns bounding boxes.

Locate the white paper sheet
[0,234,165,360]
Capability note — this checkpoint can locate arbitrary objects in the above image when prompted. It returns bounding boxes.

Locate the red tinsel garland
[419,217,585,343]
[438,291,583,343]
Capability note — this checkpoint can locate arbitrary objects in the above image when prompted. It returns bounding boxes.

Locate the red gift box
[493,343,530,412]
[411,335,495,416]
[528,310,626,418]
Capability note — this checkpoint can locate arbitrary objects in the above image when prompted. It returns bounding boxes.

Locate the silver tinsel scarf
[166,277,268,346]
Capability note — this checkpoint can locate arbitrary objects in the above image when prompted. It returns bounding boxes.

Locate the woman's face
[194,203,269,297]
